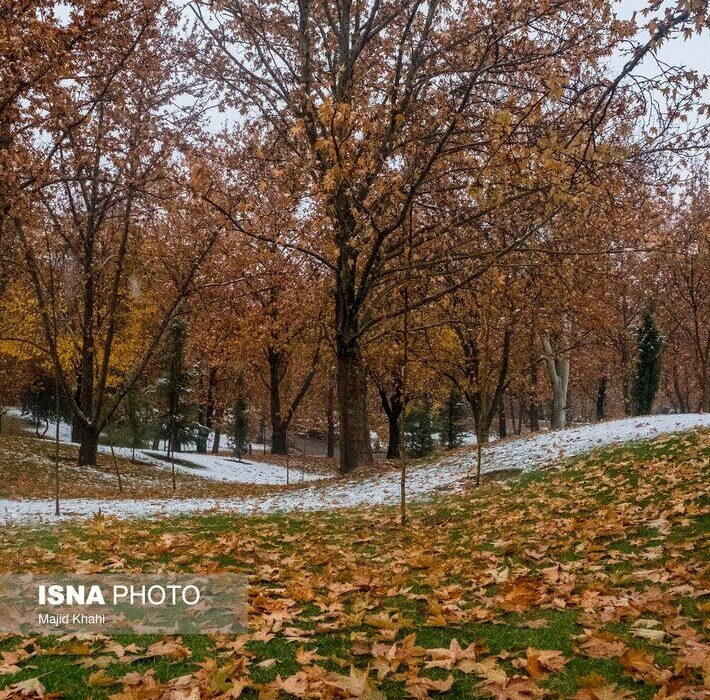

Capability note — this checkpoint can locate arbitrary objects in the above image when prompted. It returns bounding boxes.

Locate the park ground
[1,411,707,524]
[0,426,708,699]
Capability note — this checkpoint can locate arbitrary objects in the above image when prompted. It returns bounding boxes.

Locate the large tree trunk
[76,197,98,465]
[77,326,97,464]
[620,296,634,416]
[464,327,511,446]
[268,347,288,455]
[386,412,400,458]
[211,408,222,454]
[271,420,288,454]
[197,367,217,454]
[78,424,99,466]
[267,344,319,456]
[336,345,373,473]
[541,331,570,431]
[333,202,373,473]
[621,341,633,416]
[71,376,82,443]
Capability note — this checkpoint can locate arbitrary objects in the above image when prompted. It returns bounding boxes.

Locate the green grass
[0,429,707,698]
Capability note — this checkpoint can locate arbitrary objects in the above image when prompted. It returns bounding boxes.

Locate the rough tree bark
[335,242,373,471]
[336,343,373,472]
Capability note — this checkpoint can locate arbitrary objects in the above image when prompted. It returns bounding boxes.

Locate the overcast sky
[616,0,710,80]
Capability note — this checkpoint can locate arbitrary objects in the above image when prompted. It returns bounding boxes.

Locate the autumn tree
[189,0,709,471]
[658,175,709,412]
[12,3,224,465]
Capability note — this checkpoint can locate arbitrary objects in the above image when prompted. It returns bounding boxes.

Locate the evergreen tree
[404,397,435,458]
[633,308,663,415]
[157,317,196,453]
[122,386,154,461]
[437,387,466,450]
[232,372,248,459]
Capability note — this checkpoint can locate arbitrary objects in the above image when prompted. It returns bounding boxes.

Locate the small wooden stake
[54,375,60,517]
[475,441,482,487]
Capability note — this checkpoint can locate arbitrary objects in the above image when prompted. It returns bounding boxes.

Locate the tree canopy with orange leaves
[0,0,707,471]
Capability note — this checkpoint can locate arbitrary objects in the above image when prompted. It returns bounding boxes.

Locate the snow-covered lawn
[1,413,708,525]
[5,408,323,486]
[139,450,325,486]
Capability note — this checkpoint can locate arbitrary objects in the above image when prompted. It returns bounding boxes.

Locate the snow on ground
[139,451,324,486]
[5,408,323,486]
[1,413,708,525]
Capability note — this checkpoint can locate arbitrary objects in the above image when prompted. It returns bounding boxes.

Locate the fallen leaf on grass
[0,678,46,699]
[618,648,671,684]
[513,648,568,678]
[499,579,543,612]
[329,667,386,700]
[88,668,117,687]
[471,657,508,684]
[295,647,325,665]
[572,673,635,700]
[479,676,546,699]
[404,674,454,699]
[576,631,627,659]
[424,638,478,672]
[518,619,548,629]
[631,627,666,642]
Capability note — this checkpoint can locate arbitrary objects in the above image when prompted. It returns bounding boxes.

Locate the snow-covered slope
[5,407,322,486]
[139,451,324,485]
[1,414,708,525]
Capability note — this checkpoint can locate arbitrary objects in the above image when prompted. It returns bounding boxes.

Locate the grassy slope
[0,430,707,699]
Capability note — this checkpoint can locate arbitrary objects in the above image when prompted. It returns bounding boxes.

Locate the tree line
[0,0,708,475]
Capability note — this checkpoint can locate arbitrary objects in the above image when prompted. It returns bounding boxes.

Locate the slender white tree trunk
[541,320,571,430]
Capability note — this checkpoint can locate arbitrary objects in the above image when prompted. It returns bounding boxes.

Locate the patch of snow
[7,407,75,444]
[140,451,324,486]
[1,414,708,525]
[5,408,322,486]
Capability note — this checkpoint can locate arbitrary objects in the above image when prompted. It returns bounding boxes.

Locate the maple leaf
[0,678,46,699]
[425,638,478,672]
[295,647,326,665]
[328,667,386,699]
[480,676,546,699]
[514,648,568,678]
[618,648,671,685]
[471,657,508,684]
[573,673,635,700]
[575,631,628,659]
[499,579,543,612]
[404,674,454,699]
